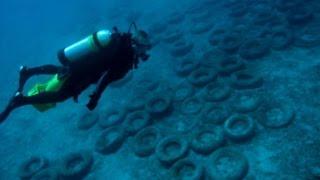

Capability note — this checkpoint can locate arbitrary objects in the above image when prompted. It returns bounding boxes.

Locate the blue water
[1,0,320,179]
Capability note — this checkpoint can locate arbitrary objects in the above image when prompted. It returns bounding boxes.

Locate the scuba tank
[58,30,112,65]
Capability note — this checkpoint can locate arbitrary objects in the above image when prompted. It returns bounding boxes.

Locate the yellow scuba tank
[27,74,66,112]
[58,30,112,65]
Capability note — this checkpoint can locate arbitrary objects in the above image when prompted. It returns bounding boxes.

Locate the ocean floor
[1,0,320,179]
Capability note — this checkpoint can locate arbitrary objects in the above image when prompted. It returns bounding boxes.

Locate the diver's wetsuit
[0,32,136,122]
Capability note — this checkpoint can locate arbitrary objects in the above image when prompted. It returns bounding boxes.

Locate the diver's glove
[86,93,99,111]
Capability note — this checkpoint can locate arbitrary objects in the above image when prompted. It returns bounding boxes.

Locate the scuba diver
[0,23,152,123]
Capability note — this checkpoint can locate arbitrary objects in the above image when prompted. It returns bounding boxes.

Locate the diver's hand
[86,93,98,111]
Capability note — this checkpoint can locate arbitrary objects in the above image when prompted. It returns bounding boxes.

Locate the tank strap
[92,32,104,50]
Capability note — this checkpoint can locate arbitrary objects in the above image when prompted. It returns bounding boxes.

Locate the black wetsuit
[0,32,136,122]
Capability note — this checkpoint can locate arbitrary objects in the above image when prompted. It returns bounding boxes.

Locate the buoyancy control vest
[57,30,112,66]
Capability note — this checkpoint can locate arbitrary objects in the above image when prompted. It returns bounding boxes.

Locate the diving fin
[0,92,24,124]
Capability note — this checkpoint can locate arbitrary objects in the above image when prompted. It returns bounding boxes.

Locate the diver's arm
[87,70,126,110]
[86,71,110,110]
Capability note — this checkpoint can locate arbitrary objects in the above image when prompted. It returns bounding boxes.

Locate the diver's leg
[18,65,66,92]
[0,91,70,123]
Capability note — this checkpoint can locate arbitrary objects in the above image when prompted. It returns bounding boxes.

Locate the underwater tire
[156,136,189,166]
[231,70,263,90]
[167,13,185,25]
[252,11,276,26]
[18,156,49,180]
[294,27,320,48]
[98,109,126,129]
[188,67,217,87]
[207,148,249,180]
[146,95,172,118]
[239,39,270,60]
[224,114,255,142]
[170,41,194,58]
[191,10,211,22]
[180,97,203,115]
[202,82,232,102]
[149,22,168,35]
[217,56,245,76]
[170,159,204,180]
[77,112,98,130]
[175,57,200,77]
[163,31,184,44]
[286,7,314,25]
[59,151,93,180]
[31,168,59,180]
[190,22,213,35]
[201,104,230,125]
[135,78,160,94]
[271,28,293,50]
[173,82,195,102]
[218,32,242,53]
[124,111,151,135]
[229,4,248,17]
[275,0,301,12]
[208,28,228,46]
[125,96,146,112]
[257,103,295,129]
[191,126,225,155]
[233,94,261,113]
[95,126,126,155]
[133,127,161,157]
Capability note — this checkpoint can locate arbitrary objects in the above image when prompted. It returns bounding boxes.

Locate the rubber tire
[95,126,126,155]
[239,39,270,60]
[31,168,59,180]
[208,28,227,46]
[180,97,203,115]
[175,57,200,77]
[124,111,151,135]
[59,151,93,180]
[98,109,126,129]
[191,10,211,22]
[258,103,295,129]
[233,94,261,113]
[170,41,194,58]
[173,82,195,102]
[271,28,293,50]
[224,114,255,142]
[163,31,184,44]
[191,126,225,155]
[208,148,249,180]
[170,159,204,180]
[125,96,146,112]
[77,112,98,130]
[229,4,248,17]
[156,136,189,166]
[18,156,49,180]
[219,32,242,53]
[190,22,213,35]
[168,13,185,25]
[133,127,161,157]
[188,67,217,87]
[202,82,232,102]
[287,7,314,25]
[146,95,172,118]
[231,70,263,90]
[217,56,245,76]
[149,22,167,35]
[201,104,230,125]
[294,27,320,48]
